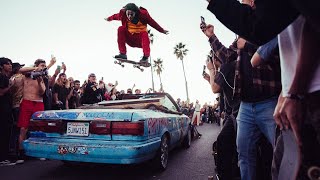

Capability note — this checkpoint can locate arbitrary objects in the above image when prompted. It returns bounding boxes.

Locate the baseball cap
[12,62,25,69]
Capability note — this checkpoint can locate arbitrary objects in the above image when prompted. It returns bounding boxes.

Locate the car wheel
[182,128,191,148]
[154,134,169,170]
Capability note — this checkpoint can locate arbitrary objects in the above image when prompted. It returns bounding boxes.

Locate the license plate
[66,122,89,136]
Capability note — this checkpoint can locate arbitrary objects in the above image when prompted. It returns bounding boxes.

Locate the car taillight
[90,121,111,135]
[29,120,63,133]
[112,121,144,136]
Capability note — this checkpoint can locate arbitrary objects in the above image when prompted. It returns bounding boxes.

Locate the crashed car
[23,93,191,170]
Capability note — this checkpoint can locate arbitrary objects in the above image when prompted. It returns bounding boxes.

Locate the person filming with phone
[201,11,281,179]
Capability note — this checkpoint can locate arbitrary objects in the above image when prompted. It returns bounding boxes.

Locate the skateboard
[114,57,151,72]
[278,130,302,180]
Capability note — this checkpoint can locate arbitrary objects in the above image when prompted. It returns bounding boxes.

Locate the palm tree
[153,58,164,92]
[148,29,155,92]
[173,42,189,101]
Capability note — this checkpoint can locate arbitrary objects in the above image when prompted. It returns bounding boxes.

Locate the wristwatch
[286,94,304,100]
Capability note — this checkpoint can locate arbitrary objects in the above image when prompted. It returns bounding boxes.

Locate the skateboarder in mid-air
[105,3,169,63]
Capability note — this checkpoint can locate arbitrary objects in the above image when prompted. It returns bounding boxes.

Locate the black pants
[0,109,12,161]
[10,107,20,155]
[216,116,239,180]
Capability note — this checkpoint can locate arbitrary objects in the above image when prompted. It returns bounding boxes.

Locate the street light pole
[150,56,155,92]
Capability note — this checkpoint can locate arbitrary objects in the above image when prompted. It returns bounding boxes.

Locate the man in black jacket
[81,73,104,104]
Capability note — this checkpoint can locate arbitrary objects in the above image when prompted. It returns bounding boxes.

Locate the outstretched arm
[145,11,168,34]
[105,10,123,21]
[202,24,237,64]
[206,0,299,45]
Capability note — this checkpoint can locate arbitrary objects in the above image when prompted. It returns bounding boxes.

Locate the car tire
[182,128,191,148]
[154,134,169,170]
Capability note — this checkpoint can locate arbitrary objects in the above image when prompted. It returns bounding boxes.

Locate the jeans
[236,97,277,180]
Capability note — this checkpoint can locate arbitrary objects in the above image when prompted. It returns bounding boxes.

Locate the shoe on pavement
[15,159,24,164]
[16,150,25,164]
[114,53,127,60]
[0,160,16,166]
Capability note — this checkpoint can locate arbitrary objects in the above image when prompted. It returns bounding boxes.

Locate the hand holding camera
[30,68,49,80]
[50,55,57,66]
[61,62,66,72]
[200,16,206,31]
[200,16,215,38]
[206,56,217,76]
[203,72,210,82]
[202,65,207,76]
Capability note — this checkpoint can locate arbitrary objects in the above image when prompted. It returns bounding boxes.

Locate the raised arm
[141,9,168,34]
[206,0,299,45]
[202,24,238,64]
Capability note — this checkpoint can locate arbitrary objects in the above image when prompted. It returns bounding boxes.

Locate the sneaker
[39,158,46,161]
[139,56,149,63]
[16,150,25,164]
[0,160,16,166]
[114,53,127,60]
[15,159,24,164]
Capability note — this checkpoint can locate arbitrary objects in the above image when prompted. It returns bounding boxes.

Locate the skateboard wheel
[121,65,124,67]
[140,69,144,72]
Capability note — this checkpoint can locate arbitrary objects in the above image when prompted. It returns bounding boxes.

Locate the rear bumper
[23,137,161,164]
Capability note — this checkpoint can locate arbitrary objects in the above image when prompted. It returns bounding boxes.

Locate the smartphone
[200,16,206,31]
[57,65,61,71]
[201,16,206,24]
[202,65,206,75]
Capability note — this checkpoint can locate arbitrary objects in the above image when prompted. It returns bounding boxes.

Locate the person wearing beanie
[105,3,169,63]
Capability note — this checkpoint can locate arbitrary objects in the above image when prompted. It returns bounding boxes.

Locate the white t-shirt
[194,103,201,112]
[278,15,320,97]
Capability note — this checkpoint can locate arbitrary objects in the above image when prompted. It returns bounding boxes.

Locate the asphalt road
[0,123,221,180]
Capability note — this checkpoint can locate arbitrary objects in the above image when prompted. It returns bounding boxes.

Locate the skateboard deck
[114,57,150,72]
[278,130,302,180]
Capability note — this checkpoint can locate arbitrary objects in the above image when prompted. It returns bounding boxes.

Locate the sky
[0,0,235,105]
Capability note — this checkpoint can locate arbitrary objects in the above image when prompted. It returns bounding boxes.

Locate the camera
[200,16,206,31]
[201,16,206,24]
[30,68,49,80]
[202,65,206,76]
